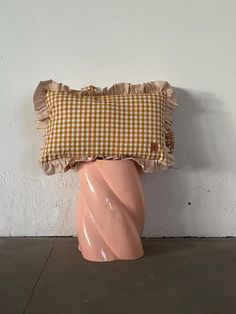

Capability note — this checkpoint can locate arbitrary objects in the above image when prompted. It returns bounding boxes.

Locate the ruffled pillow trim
[33,79,178,175]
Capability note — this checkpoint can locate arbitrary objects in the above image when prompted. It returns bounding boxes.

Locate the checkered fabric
[41,90,168,164]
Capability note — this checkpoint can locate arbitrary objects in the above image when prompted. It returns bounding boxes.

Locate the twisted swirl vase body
[76,159,146,262]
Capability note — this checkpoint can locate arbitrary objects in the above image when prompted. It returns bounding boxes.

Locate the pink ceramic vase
[76,159,146,262]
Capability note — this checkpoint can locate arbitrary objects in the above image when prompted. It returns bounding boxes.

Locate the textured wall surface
[0,0,236,236]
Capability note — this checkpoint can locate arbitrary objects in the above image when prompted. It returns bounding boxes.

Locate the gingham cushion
[33,80,178,175]
[44,91,167,161]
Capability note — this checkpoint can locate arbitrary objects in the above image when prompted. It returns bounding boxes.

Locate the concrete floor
[0,237,235,314]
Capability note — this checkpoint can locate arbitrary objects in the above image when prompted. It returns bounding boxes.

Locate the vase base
[77,244,144,262]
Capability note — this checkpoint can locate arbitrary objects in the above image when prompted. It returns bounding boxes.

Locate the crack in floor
[22,239,57,314]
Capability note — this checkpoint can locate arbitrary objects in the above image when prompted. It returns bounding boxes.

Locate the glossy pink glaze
[76,159,147,262]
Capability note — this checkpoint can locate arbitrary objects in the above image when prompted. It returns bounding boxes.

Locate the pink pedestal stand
[76,159,146,262]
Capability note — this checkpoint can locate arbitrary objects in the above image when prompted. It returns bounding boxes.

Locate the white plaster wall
[0,0,236,237]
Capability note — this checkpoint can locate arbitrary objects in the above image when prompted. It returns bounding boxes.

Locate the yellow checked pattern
[41,90,168,163]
